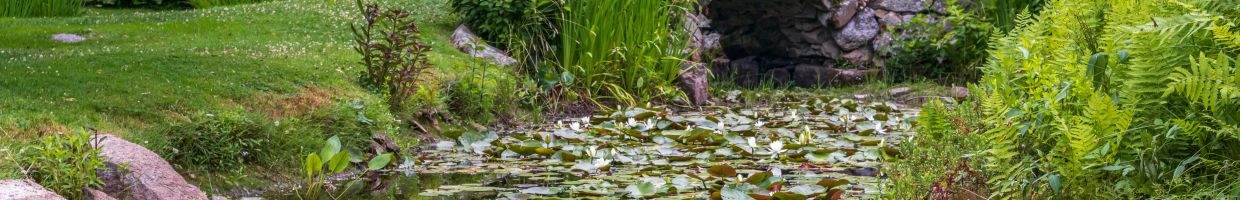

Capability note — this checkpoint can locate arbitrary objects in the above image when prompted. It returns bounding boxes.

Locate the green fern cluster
[975,0,1240,198]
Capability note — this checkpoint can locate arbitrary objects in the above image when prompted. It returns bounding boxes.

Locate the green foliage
[973,0,1240,198]
[883,4,989,83]
[1,0,84,17]
[287,100,398,151]
[974,0,1047,31]
[444,66,531,123]
[351,0,434,118]
[19,129,104,199]
[161,111,305,172]
[887,99,987,199]
[298,135,395,199]
[558,0,687,106]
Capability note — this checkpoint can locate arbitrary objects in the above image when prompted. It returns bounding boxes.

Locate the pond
[273,97,916,199]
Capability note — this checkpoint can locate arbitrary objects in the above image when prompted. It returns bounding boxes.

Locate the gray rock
[678,62,711,106]
[834,8,879,51]
[85,188,116,200]
[875,9,905,25]
[888,87,913,97]
[768,66,793,85]
[94,134,208,200]
[933,0,948,14]
[0,179,65,200]
[949,86,970,100]
[853,93,872,100]
[842,48,874,66]
[450,24,518,66]
[832,0,862,28]
[879,0,929,13]
[51,33,86,43]
[872,32,894,53]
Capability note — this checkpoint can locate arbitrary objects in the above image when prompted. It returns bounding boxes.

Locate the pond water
[270,97,917,199]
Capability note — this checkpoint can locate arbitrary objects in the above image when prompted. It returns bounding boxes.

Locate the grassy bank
[0,0,489,189]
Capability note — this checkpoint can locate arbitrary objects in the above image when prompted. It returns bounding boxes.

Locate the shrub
[887,99,988,199]
[1,0,84,17]
[443,66,528,123]
[351,0,434,118]
[882,1,989,83]
[19,129,105,199]
[558,0,687,106]
[289,99,398,150]
[974,0,1240,198]
[160,111,300,172]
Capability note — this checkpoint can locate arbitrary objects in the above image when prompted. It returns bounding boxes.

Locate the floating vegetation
[410,97,917,199]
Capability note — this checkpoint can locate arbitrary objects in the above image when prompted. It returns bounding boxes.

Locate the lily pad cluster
[417,97,916,199]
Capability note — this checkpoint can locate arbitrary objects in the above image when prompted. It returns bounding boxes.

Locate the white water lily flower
[875,121,886,135]
[570,121,582,131]
[627,117,637,127]
[754,120,766,128]
[769,140,785,159]
[747,137,758,148]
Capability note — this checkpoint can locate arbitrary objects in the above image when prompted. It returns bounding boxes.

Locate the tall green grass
[558,0,686,106]
[1,0,84,17]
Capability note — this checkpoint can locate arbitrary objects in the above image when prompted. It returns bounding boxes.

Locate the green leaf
[816,178,849,189]
[1174,156,1199,180]
[771,191,807,200]
[304,153,322,177]
[1048,174,1061,193]
[321,136,342,161]
[707,165,737,178]
[368,153,394,170]
[328,151,351,173]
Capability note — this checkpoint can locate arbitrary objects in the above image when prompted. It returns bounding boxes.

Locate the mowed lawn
[0,0,478,179]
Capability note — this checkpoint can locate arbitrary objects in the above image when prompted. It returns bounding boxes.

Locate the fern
[1165,53,1240,114]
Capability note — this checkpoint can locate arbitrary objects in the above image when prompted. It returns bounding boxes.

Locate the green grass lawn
[0,0,486,181]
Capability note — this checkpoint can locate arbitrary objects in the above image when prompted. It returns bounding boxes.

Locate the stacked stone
[706,0,950,86]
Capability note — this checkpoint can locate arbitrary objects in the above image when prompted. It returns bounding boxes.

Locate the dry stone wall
[703,0,952,86]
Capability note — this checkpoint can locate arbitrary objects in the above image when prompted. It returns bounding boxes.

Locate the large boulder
[450,24,518,66]
[93,134,208,200]
[834,8,879,51]
[0,179,65,200]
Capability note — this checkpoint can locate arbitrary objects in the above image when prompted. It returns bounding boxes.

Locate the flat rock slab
[93,134,208,200]
[51,33,86,43]
[0,179,65,200]
[451,24,517,66]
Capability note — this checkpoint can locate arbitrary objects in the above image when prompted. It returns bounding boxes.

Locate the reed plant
[1,0,85,17]
[558,0,686,106]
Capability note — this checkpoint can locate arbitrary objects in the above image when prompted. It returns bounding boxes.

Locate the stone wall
[702,0,951,86]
